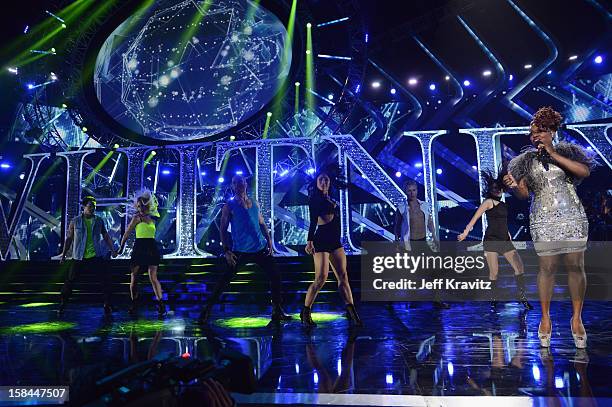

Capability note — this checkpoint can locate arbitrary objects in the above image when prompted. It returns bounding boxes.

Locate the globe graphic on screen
[94,0,291,142]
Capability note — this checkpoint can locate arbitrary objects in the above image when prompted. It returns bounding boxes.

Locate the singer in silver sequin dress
[505,108,595,349]
[508,143,593,256]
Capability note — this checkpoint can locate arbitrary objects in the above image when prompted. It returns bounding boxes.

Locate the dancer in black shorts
[458,168,532,310]
[301,168,362,328]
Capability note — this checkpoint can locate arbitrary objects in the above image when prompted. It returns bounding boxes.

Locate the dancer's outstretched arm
[457,199,493,241]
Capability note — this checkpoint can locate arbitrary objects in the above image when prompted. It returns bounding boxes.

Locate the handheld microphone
[535,141,549,171]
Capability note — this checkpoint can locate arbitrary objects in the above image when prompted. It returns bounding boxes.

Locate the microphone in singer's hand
[535,140,549,171]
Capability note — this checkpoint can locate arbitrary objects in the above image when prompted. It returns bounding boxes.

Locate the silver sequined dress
[509,142,594,256]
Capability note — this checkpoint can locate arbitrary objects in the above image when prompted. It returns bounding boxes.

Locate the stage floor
[1,301,611,406]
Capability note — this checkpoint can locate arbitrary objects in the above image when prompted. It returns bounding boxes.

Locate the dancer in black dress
[301,169,362,327]
[458,169,532,310]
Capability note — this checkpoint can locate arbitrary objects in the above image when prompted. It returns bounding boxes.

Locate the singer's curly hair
[531,106,563,132]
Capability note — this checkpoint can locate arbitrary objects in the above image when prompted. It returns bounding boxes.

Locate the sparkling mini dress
[508,142,595,256]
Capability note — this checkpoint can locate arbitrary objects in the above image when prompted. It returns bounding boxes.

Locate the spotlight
[280,169,289,177]
[436,168,442,175]
[307,167,316,174]
[594,55,603,64]
[50,72,58,81]
[482,70,492,77]
[218,177,224,183]
[306,23,312,28]
[429,83,436,91]
[0,163,11,169]
[26,83,34,90]
[151,151,157,156]
[19,173,25,180]
[568,55,578,61]
[295,81,300,86]
[236,170,243,175]
[547,70,552,75]
[395,171,401,178]
[229,135,236,141]
[472,165,477,170]
[414,162,422,168]
[509,74,514,81]
[524,64,532,69]
[7,67,18,74]
[444,75,450,81]
[386,374,394,385]
[81,127,88,133]
[161,169,170,175]
[390,88,396,95]
[371,81,381,88]
[266,112,272,117]
[113,143,119,149]
[408,78,417,85]
[305,50,311,55]
[200,171,206,176]
[327,94,334,100]
[61,103,67,109]
[463,80,471,87]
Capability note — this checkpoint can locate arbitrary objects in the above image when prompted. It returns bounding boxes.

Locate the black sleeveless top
[484,198,510,241]
[307,193,338,241]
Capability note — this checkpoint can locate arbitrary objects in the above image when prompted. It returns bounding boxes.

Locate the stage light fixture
[509,74,514,81]
[463,80,471,87]
[229,135,236,141]
[218,177,224,183]
[200,171,206,176]
[395,171,401,178]
[7,67,18,74]
[161,169,170,175]
[408,78,417,85]
[327,94,334,100]
[547,70,552,75]
[81,127,88,132]
[266,112,272,117]
[429,83,436,90]
[568,55,578,61]
[390,88,396,95]
[236,170,243,175]
[482,70,491,76]
[19,173,25,180]
[524,64,532,69]
[436,168,442,175]
[113,143,119,149]
[594,55,603,64]
[295,81,300,86]
[0,163,11,169]
[371,81,381,88]
[444,75,450,81]
[307,167,315,174]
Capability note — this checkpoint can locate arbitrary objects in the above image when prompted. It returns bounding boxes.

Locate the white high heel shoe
[571,319,587,349]
[538,320,552,348]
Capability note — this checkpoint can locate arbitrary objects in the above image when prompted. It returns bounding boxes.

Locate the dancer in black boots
[198,175,291,325]
[458,168,532,310]
[118,189,166,316]
[302,168,362,328]
[59,196,117,315]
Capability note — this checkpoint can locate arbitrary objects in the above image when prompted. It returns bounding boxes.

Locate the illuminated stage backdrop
[1,124,610,261]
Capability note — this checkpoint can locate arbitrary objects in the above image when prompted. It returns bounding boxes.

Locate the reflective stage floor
[1,300,611,406]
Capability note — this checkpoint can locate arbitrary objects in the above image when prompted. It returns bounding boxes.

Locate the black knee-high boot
[490,279,498,310]
[514,274,533,310]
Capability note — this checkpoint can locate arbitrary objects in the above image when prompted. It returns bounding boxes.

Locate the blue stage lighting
[218,177,224,183]
[0,163,11,169]
[436,168,442,175]
[594,55,603,64]
[390,88,396,95]
[161,169,170,175]
[429,83,436,91]
[200,171,206,176]
[307,167,316,174]
[509,74,513,81]
[236,170,243,175]
[463,80,471,87]
[395,171,401,178]
[386,374,393,384]
[414,162,422,168]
